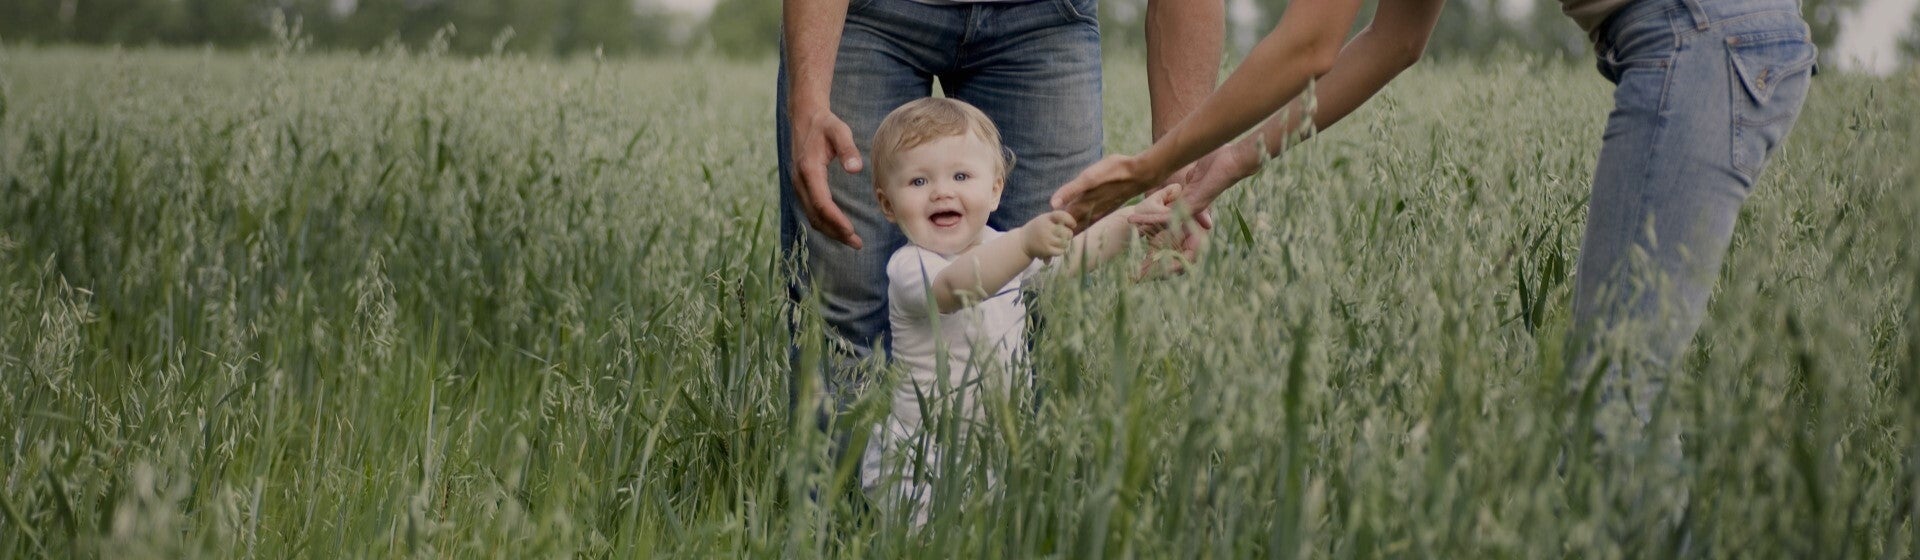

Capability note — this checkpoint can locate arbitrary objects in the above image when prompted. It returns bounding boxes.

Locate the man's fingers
[828,122,864,173]
[795,160,826,211]
[816,207,861,248]
[811,199,862,249]
[797,162,863,249]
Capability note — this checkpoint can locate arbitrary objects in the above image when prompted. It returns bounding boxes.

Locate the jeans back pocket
[1727,30,1815,182]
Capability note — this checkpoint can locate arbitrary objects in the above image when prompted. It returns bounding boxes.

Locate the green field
[1,44,1917,557]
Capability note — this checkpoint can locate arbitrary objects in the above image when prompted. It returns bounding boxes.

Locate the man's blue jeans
[1572,0,1814,425]
[776,0,1102,432]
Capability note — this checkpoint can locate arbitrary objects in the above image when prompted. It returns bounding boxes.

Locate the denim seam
[957,6,980,65]
[1724,27,1811,46]
[1726,41,1755,182]
[1632,26,1682,254]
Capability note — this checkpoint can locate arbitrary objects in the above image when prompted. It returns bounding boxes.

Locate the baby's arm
[1055,205,1138,276]
[1058,185,1204,277]
[931,211,1076,313]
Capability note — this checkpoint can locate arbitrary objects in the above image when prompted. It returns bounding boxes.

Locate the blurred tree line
[1905,4,1920,66]
[0,0,1890,66]
[0,0,695,56]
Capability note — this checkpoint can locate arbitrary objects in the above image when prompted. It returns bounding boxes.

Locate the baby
[861,97,1182,522]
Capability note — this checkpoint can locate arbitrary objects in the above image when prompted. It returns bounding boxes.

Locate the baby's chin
[905,225,980,255]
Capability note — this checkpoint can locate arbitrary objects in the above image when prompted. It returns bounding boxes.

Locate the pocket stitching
[1726,35,1814,112]
[1726,40,1811,180]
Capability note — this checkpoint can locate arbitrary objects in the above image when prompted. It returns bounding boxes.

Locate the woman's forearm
[1241,1,1444,161]
[1137,0,1362,178]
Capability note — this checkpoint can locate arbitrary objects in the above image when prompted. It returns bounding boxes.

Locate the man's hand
[790,108,866,249]
[1021,211,1078,259]
[1050,155,1169,230]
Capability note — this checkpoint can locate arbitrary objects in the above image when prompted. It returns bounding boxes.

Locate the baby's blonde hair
[870,97,1011,194]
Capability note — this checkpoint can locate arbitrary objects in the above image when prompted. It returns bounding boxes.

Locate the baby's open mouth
[930,210,963,227]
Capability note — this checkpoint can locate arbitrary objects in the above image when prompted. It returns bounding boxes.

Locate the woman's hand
[1129,184,1210,278]
[1050,154,1172,231]
[1130,142,1260,234]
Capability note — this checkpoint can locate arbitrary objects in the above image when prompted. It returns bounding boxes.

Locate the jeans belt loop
[1678,0,1710,30]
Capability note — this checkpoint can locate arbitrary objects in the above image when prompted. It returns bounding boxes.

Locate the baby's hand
[1133,185,1209,278]
[1130,184,1183,239]
[1021,211,1077,259]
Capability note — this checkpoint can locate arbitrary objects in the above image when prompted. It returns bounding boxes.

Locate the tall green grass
[1,42,1916,557]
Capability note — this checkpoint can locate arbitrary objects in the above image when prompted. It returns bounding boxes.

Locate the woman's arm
[1054,0,1447,226]
[1210,0,1448,194]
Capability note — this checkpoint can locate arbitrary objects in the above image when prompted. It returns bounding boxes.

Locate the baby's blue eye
[954,172,971,181]
[910,177,927,187]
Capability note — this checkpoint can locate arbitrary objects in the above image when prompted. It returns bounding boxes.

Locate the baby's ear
[876,190,898,223]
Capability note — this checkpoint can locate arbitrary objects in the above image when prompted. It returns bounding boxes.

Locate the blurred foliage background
[0,0,1906,66]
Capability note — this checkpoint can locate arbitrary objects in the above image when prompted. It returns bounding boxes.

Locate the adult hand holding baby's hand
[1130,184,1210,278]
[1135,143,1260,233]
[1022,211,1078,259]
[1129,184,1192,238]
[1051,154,1167,230]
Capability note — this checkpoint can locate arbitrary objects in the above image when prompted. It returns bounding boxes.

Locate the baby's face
[878,133,1004,255]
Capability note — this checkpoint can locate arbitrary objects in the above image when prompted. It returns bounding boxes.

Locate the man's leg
[944,0,1103,229]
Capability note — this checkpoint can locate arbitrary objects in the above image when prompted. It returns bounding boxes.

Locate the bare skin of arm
[930,208,1144,313]
[1176,0,1448,212]
[1145,0,1226,140]
[1057,206,1141,276]
[931,212,1078,314]
[1054,0,1448,228]
[784,0,868,248]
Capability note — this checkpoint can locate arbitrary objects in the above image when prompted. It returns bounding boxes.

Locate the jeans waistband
[1623,0,1801,30]
[1601,0,1804,44]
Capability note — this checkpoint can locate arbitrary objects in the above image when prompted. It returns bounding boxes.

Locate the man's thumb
[831,125,863,173]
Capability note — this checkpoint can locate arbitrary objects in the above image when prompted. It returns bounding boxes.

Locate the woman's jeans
[776,0,1103,443]
[1571,0,1815,427]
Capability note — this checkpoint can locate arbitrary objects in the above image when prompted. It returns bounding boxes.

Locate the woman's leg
[1571,0,1815,426]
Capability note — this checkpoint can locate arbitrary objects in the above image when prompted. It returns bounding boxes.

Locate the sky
[654,0,1919,75]
[1833,0,1919,74]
